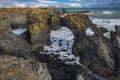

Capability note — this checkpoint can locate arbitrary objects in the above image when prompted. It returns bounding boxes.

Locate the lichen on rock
[0,55,52,80]
[48,13,61,30]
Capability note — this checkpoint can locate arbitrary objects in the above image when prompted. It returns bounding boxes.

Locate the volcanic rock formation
[0,8,120,80]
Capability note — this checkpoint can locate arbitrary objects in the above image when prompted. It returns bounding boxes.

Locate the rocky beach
[0,8,120,80]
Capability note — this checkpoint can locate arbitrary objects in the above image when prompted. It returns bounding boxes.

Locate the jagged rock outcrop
[9,12,27,29]
[27,10,52,47]
[0,15,33,58]
[0,8,55,47]
[110,25,120,72]
[0,55,51,80]
[98,27,109,33]
[48,13,61,30]
[0,8,120,80]
[0,8,54,57]
[61,13,115,78]
[61,13,93,36]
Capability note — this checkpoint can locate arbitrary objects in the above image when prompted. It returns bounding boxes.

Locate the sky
[0,0,120,8]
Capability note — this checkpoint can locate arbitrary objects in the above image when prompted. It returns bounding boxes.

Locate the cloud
[0,0,120,8]
[70,0,81,1]
[69,3,82,7]
[0,0,84,8]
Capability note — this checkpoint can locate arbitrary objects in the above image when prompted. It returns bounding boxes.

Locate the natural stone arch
[60,13,115,78]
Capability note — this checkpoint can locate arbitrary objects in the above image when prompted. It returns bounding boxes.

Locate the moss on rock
[48,13,60,30]
[62,13,93,35]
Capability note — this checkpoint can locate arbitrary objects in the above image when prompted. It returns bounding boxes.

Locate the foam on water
[90,18,120,31]
[44,27,80,65]
[86,27,94,36]
[12,28,27,35]
[90,18,120,38]
[102,11,113,14]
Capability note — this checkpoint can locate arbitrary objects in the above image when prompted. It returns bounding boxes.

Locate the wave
[102,11,113,14]
[86,11,113,15]
[90,18,120,38]
[12,28,27,35]
[90,18,120,31]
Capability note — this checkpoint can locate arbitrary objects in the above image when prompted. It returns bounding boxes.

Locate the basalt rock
[48,13,61,30]
[1,8,120,80]
[0,8,54,48]
[77,33,115,78]
[9,12,27,29]
[0,9,27,29]
[0,55,51,80]
[27,10,52,47]
[111,25,120,72]
[0,15,33,58]
[0,8,53,58]
[63,13,115,78]
[98,27,109,34]
[61,13,93,35]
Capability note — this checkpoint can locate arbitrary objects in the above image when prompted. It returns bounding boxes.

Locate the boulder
[111,25,120,72]
[0,55,51,80]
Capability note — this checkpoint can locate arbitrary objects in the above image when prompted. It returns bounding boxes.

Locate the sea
[59,8,120,31]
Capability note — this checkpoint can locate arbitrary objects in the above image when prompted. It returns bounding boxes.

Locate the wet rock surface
[0,8,120,80]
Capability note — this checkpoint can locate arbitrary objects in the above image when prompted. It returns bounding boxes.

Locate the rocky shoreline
[0,8,120,80]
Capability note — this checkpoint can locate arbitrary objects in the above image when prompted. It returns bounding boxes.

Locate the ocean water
[65,8,120,31]
[66,8,120,19]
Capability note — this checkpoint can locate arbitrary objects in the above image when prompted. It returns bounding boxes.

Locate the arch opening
[44,26,80,65]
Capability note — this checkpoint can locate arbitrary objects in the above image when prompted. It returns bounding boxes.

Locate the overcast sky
[0,0,120,8]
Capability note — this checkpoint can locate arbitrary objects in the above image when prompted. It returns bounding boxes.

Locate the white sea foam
[102,11,113,14]
[90,18,120,31]
[90,18,120,38]
[60,13,68,18]
[12,28,27,35]
[44,27,80,65]
[103,32,110,38]
[86,27,94,36]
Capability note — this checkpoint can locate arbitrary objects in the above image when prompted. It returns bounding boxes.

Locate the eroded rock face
[27,10,52,47]
[9,12,27,29]
[0,15,32,57]
[48,13,61,30]
[0,55,51,80]
[62,13,115,78]
[61,13,93,36]
[111,25,120,72]
[0,8,54,57]
[0,8,120,80]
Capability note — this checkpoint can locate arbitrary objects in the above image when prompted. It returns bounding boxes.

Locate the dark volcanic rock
[0,15,32,58]
[98,27,109,33]
[63,13,115,78]
[0,55,51,80]
[48,13,61,30]
[111,25,120,72]
[27,10,52,47]
[1,8,120,80]
[61,13,93,36]
[78,30,115,78]
[9,12,27,29]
